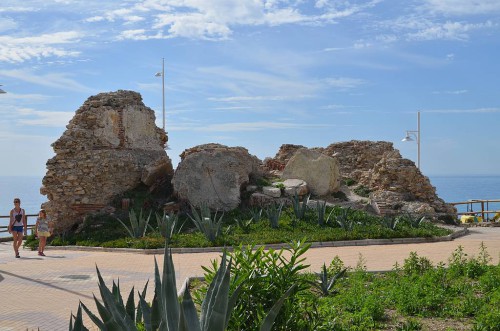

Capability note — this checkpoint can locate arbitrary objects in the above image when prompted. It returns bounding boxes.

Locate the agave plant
[69,242,295,331]
[291,192,310,221]
[155,211,184,242]
[381,216,399,231]
[335,207,355,231]
[399,213,427,228]
[234,217,253,234]
[116,209,152,238]
[309,263,347,297]
[188,203,224,243]
[315,200,334,227]
[248,207,263,223]
[265,201,284,229]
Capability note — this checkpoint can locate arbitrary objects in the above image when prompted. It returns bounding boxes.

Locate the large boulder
[172,144,262,211]
[40,90,173,232]
[282,148,340,196]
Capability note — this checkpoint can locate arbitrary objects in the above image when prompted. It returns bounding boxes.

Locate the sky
[1,0,499,178]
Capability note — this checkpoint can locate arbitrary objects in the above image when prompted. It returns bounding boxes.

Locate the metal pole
[417,111,420,169]
[162,58,165,131]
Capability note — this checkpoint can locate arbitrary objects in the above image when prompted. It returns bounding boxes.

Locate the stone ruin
[40,90,456,233]
[270,141,456,217]
[41,90,173,232]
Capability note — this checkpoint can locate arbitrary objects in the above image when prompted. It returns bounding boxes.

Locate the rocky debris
[282,148,340,196]
[41,90,173,232]
[270,140,456,218]
[172,144,262,211]
[262,186,282,198]
[279,179,309,196]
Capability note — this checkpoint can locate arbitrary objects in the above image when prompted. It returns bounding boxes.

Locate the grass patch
[49,205,452,249]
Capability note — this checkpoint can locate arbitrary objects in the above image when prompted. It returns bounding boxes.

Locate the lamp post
[402,111,421,169]
[155,58,165,130]
[0,84,6,94]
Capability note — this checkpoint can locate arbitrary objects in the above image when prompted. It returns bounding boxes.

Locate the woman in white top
[8,198,26,258]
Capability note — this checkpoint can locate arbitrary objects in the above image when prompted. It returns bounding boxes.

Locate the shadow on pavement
[0,270,94,300]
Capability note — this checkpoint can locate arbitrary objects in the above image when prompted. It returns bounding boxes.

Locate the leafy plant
[309,263,347,296]
[265,201,284,229]
[155,211,183,242]
[396,318,422,331]
[399,213,427,228]
[315,200,334,227]
[344,178,356,186]
[234,217,253,234]
[188,203,224,243]
[381,216,400,231]
[274,182,286,191]
[116,209,152,238]
[290,193,310,221]
[353,185,371,198]
[335,207,355,231]
[23,233,39,251]
[248,207,263,223]
[199,240,311,331]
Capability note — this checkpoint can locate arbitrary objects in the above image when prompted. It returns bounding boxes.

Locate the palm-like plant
[188,203,224,243]
[248,207,263,223]
[315,200,334,227]
[116,209,152,238]
[309,263,347,296]
[335,207,355,231]
[291,193,310,221]
[265,201,284,229]
[155,211,184,242]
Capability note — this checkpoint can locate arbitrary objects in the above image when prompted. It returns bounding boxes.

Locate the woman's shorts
[12,226,24,233]
[37,231,50,237]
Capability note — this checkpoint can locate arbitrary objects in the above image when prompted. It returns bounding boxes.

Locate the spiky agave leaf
[95,266,137,330]
[200,253,232,331]
[179,286,202,331]
[259,284,297,331]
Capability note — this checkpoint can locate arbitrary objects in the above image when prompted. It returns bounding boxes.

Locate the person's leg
[16,231,23,255]
[39,236,46,255]
[12,231,20,256]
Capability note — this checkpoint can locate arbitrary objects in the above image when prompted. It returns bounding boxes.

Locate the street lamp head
[155,72,162,77]
[0,89,6,94]
[401,133,414,142]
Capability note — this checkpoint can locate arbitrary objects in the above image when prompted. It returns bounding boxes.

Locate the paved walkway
[1,226,500,331]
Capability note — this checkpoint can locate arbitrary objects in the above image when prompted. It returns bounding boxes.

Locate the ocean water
[0,175,499,234]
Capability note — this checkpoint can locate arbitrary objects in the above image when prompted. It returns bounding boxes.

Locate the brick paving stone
[1,227,500,330]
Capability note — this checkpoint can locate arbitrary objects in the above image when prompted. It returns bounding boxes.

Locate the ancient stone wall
[41,90,173,232]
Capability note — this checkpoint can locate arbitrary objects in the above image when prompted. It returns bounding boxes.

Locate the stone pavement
[1,226,500,331]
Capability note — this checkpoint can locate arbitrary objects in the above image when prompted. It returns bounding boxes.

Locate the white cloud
[432,90,468,95]
[0,69,93,93]
[208,95,309,102]
[0,31,82,63]
[407,20,494,41]
[422,0,500,15]
[425,107,500,113]
[16,108,74,127]
[325,77,366,89]
[171,121,330,132]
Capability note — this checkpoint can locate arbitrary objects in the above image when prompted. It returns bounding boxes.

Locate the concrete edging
[44,226,469,255]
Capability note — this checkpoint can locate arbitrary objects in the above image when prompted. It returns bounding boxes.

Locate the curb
[44,226,469,255]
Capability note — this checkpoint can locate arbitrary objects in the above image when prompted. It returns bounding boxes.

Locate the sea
[0,175,499,237]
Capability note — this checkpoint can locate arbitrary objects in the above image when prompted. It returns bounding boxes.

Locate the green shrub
[23,233,39,251]
[344,178,356,186]
[188,203,224,243]
[197,240,311,331]
[353,185,371,198]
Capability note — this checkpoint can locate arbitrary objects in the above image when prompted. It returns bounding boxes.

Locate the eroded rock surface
[172,144,262,211]
[41,90,173,232]
[282,148,340,196]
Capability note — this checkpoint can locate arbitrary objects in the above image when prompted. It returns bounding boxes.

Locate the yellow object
[460,215,483,223]
[493,212,500,222]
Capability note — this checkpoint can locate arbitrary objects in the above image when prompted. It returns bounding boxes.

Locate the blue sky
[1,0,499,177]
